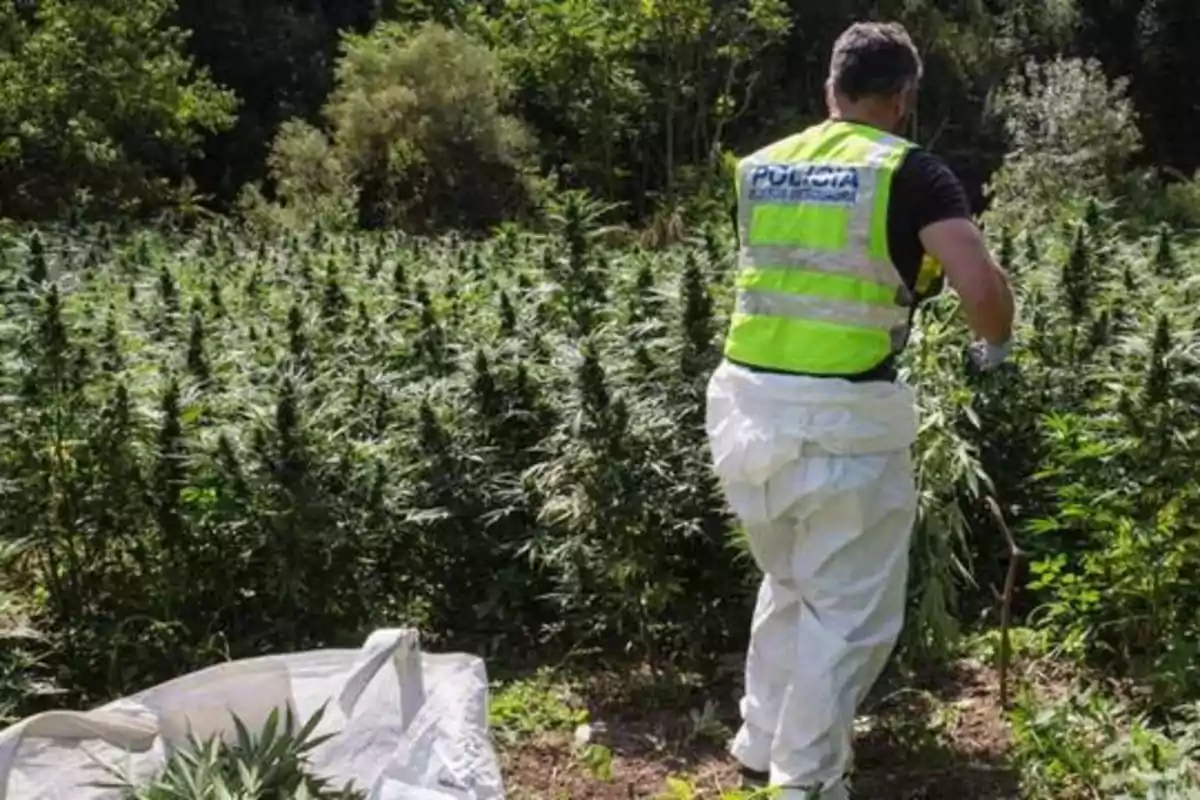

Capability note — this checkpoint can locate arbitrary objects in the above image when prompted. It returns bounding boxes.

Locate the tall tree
[0,0,237,219]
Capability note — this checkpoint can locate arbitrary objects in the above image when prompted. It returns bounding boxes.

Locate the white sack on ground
[0,628,505,800]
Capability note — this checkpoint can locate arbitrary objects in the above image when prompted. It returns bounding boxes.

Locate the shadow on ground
[852,659,1020,798]
[499,657,1021,798]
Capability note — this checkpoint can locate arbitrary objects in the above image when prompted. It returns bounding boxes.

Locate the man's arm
[920,218,1014,345]
[897,148,1015,345]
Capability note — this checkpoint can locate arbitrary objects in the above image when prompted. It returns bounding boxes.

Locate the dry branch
[985,495,1026,710]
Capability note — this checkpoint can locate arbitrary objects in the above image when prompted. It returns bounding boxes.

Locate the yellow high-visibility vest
[723,119,942,377]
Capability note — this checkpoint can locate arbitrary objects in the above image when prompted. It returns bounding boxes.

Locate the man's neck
[828,102,897,133]
[829,113,891,133]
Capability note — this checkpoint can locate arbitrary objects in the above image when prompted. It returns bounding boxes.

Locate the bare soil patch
[500,658,1020,798]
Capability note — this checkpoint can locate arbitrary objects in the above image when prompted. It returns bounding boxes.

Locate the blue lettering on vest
[747,162,861,206]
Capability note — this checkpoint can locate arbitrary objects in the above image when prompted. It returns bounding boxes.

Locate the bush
[1010,687,1200,799]
[1130,169,1200,232]
[984,56,1141,231]
[264,22,541,233]
[239,121,360,235]
[967,189,1200,707]
[0,0,237,220]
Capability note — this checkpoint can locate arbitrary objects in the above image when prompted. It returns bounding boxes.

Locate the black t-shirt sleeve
[896,148,972,229]
[887,148,972,290]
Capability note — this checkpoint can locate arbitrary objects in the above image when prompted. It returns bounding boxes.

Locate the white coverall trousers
[705,360,919,799]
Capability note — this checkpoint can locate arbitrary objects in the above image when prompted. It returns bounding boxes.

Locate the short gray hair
[828,22,923,102]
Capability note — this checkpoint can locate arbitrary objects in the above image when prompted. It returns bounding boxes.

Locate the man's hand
[919,218,1015,347]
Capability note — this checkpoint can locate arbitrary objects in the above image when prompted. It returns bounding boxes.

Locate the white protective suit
[706,359,920,799]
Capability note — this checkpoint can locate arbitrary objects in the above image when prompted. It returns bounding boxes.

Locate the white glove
[967,339,1012,370]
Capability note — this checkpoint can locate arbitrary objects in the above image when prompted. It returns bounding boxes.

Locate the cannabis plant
[96,705,365,800]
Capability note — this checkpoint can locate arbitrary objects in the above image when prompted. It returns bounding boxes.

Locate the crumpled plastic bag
[0,628,505,800]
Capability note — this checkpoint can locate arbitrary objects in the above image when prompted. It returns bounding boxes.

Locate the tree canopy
[1,0,1199,227]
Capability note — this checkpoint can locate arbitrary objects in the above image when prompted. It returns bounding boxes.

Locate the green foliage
[244,121,360,234]
[2,0,1199,232]
[481,0,789,217]
[257,0,797,231]
[969,167,1200,719]
[0,217,746,706]
[488,671,588,747]
[0,0,237,219]
[1025,408,1200,704]
[985,56,1141,231]
[899,300,987,663]
[483,0,649,199]
[656,776,781,799]
[1,191,1066,721]
[1010,687,1200,799]
[1152,172,1200,230]
[264,22,540,233]
[0,539,45,726]
[96,705,366,799]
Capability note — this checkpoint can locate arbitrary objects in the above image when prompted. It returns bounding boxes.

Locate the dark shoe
[739,766,770,789]
[784,781,849,800]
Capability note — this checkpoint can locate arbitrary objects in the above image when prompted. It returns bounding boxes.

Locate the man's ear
[894,87,916,131]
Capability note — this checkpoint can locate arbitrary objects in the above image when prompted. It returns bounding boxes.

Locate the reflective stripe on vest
[736,287,908,330]
[723,120,916,377]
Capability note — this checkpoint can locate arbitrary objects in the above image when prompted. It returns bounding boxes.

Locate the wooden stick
[985,495,1026,710]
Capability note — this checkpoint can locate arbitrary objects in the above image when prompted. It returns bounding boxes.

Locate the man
[706,21,1014,800]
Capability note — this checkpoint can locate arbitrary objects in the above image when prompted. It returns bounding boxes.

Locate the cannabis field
[3,191,1200,797]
